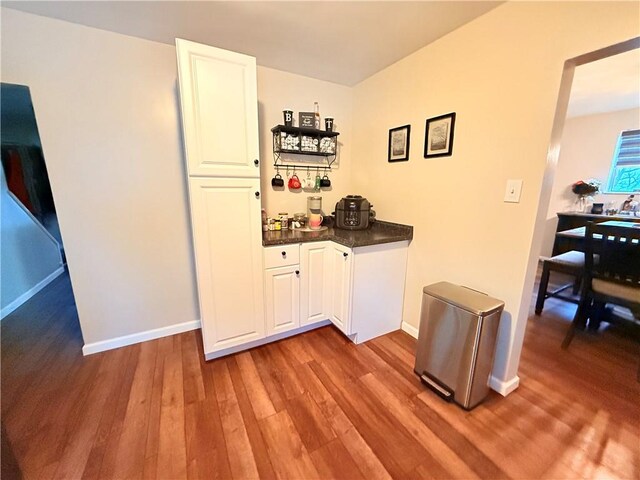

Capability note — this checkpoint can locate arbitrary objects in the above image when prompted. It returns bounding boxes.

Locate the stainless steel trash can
[414,282,504,410]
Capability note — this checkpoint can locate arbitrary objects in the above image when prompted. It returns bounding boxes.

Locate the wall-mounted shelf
[271,125,339,170]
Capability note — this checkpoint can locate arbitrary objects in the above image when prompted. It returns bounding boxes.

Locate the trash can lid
[423,282,505,316]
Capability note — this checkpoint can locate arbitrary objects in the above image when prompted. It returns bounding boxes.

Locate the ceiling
[567,48,640,118]
[3,1,502,86]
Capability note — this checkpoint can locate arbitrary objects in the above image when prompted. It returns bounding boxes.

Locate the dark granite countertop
[262,220,413,248]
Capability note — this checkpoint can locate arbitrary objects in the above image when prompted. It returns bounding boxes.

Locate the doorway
[1,83,69,318]
[526,37,640,332]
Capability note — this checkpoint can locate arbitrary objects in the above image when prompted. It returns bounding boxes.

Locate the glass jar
[279,213,289,229]
[293,212,306,229]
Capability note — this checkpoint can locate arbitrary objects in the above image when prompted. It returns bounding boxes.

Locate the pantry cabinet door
[264,265,300,336]
[300,241,331,326]
[176,38,260,178]
[329,243,353,335]
[188,177,265,354]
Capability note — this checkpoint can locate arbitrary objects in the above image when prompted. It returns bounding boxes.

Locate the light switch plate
[504,179,523,203]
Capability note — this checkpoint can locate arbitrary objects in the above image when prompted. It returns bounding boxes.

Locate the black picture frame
[424,112,456,158]
[388,124,411,162]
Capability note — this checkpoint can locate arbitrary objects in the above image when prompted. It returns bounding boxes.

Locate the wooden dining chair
[562,222,640,380]
[535,250,584,315]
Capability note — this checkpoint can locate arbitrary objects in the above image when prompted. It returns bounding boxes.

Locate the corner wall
[1,8,202,345]
[257,66,353,217]
[350,1,639,390]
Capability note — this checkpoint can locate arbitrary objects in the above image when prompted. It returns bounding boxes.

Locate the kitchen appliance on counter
[334,195,375,230]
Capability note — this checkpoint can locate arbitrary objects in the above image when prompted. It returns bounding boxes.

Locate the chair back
[584,222,640,287]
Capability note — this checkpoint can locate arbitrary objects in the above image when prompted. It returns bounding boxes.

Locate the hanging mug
[288,174,302,189]
[320,174,331,188]
[271,173,284,187]
[304,173,314,189]
[314,174,322,190]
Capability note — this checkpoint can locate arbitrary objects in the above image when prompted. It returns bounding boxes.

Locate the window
[607,129,640,193]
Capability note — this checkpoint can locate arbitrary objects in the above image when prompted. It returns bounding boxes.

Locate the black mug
[591,203,604,214]
[283,110,293,127]
[320,174,331,188]
[271,173,284,187]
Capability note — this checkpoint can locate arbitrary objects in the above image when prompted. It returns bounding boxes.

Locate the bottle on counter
[314,102,320,129]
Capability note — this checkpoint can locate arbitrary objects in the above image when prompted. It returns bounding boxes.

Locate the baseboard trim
[402,320,519,397]
[401,321,419,338]
[205,320,332,361]
[489,374,520,396]
[1,266,65,320]
[82,320,201,356]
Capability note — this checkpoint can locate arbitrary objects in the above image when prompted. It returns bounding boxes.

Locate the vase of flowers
[571,179,600,212]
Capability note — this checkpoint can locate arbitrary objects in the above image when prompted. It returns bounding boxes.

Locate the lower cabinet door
[188,177,265,355]
[300,241,331,326]
[329,243,353,334]
[265,265,300,335]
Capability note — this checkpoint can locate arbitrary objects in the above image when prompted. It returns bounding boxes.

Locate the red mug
[288,174,301,189]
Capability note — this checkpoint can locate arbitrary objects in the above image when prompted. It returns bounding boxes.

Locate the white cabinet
[188,177,265,353]
[264,265,300,335]
[300,242,332,326]
[350,242,409,343]
[177,39,265,360]
[176,38,260,178]
[261,240,409,350]
[328,243,353,335]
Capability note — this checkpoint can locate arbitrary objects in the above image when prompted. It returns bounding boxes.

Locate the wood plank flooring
[2,271,639,479]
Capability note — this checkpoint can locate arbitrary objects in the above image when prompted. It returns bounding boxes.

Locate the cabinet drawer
[264,244,300,268]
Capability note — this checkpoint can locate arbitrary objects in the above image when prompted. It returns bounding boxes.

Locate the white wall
[1,168,62,317]
[350,1,639,391]
[257,67,353,218]
[1,8,356,348]
[1,8,199,344]
[540,108,640,256]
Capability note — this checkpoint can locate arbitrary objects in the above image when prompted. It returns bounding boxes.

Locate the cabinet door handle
[254,159,259,166]
[295,270,300,275]
[343,252,349,257]
[255,191,260,198]
[281,251,287,257]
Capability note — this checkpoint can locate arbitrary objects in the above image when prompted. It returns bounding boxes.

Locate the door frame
[519,36,640,346]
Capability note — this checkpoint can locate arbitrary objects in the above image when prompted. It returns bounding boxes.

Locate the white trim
[205,320,331,360]
[489,374,520,396]
[1,266,64,319]
[7,190,62,263]
[82,320,201,355]
[401,320,419,338]
[402,320,520,397]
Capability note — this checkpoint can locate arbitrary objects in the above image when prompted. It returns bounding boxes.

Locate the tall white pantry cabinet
[176,39,265,358]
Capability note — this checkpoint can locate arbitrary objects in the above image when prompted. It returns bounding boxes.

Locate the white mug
[304,176,315,189]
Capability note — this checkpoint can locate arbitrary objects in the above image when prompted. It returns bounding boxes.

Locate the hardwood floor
[2,271,639,479]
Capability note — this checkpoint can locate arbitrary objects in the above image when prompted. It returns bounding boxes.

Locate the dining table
[555,220,640,252]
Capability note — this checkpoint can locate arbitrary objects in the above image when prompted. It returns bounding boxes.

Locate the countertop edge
[262,220,413,248]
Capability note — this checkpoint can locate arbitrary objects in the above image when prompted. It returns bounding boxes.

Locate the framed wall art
[424,112,455,158]
[388,124,411,162]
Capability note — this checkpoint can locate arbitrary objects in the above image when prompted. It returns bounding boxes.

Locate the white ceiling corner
[2,1,503,86]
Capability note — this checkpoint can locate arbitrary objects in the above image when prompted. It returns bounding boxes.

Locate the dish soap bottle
[314,102,320,129]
